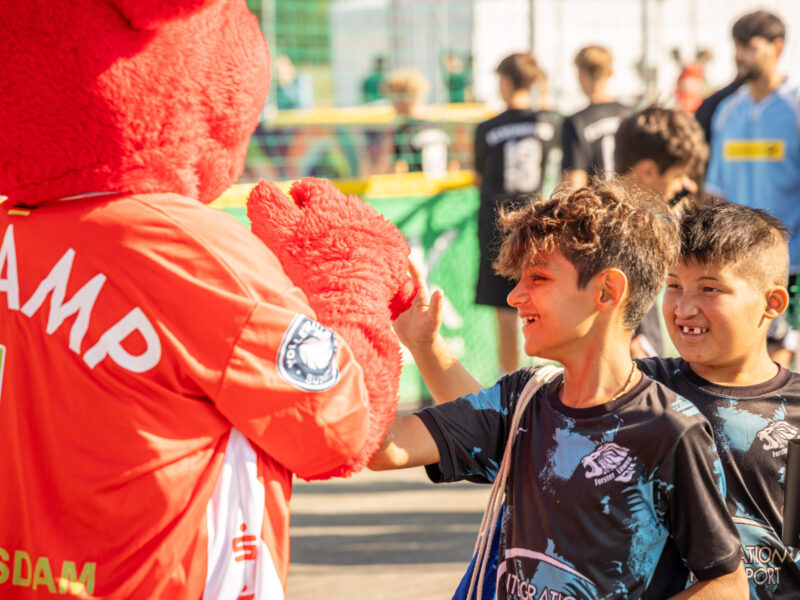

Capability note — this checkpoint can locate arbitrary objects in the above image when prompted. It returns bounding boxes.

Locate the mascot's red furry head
[1,0,269,206]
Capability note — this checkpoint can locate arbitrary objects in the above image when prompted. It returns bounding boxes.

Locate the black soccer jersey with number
[473,109,562,307]
[417,367,743,600]
[561,102,631,178]
[474,108,562,202]
[637,357,800,599]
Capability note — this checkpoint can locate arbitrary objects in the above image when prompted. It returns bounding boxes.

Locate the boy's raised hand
[393,260,484,404]
[393,260,444,352]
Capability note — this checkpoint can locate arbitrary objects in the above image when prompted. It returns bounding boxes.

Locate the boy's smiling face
[663,260,776,374]
[507,250,598,361]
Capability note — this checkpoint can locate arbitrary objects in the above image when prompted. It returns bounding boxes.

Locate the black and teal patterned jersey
[417,367,743,600]
[637,357,800,598]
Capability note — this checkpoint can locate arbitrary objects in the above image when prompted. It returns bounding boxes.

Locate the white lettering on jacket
[0,224,161,372]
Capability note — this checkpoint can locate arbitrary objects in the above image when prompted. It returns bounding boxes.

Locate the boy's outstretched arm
[370,261,488,471]
[393,261,484,404]
[367,414,440,471]
[669,563,748,599]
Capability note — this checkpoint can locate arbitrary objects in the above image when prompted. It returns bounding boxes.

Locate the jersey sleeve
[656,421,743,580]
[560,116,589,173]
[416,380,516,484]
[213,288,369,481]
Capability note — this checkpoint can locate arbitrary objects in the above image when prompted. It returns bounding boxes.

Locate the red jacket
[0,192,369,599]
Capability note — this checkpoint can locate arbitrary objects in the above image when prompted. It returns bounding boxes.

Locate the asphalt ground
[286,465,491,599]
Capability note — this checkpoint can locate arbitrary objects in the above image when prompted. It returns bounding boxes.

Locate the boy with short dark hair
[614,106,709,358]
[615,105,708,207]
[372,180,747,598]
[705,9,800,369]
[637,200,800,597]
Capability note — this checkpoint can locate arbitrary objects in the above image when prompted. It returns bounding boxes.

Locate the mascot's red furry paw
[0,0,414,597]
[248,178,417,479]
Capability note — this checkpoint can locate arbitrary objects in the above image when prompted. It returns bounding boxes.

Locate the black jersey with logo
[474,108,562,202]
[417,367,743,599]
[561,101,631,178]
[637,357,800,598]
[473,109,562,307]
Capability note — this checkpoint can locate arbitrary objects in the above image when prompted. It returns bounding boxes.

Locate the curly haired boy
[371,180,747,599]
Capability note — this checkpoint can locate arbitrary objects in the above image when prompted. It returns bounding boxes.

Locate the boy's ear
[630,159,659,189]
[596,268,628,313]
[765,286,789,319]
[773,37,785,59]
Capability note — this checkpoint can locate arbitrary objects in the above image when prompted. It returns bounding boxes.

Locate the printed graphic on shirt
[475,110,561,203]
[1,224,162,373]
[503,137,543,193]
[671,396,700,417]
[277,315,339,392]
[757,421,799,457]
[713,398,796,460]
[715,399,772,453]
[486,121,556,147]
[0,549,96,595]
[204,429,284,600]
[730,501,800,595]
[723,140,785,161]
[542,419,596,486]
[418,368,743,599]
[581,442,638,485]
[499,473,671,599]
[500,539,598,600]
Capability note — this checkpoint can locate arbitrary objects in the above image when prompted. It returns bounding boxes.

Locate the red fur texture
[248,178,417,479]
[0,0,268,206]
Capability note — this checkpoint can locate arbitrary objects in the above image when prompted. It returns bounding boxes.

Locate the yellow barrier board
[268,103,496,127]
[210,171,476,208]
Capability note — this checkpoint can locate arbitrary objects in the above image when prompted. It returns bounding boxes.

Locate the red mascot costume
[0,1,415,598]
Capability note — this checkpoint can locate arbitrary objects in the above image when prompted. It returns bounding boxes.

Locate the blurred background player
[254,54,314,179]
[704,10,800,368]
[473,52,562,374]
[362,55,388,104]
[614,105,709,358]
[561,46,631,188]
[672,47,713,114]
[384,69,450,176]
[441,51,472,104]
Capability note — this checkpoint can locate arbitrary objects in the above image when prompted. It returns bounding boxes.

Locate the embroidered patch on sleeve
[277,315,340,392]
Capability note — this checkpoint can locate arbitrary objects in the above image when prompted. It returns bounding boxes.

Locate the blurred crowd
[253,10,799,370]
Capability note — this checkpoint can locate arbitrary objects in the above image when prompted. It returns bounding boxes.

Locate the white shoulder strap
[467,364,563,600]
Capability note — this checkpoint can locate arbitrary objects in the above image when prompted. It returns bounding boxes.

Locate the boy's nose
[507,283,527,308]
[673,295,700,319]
